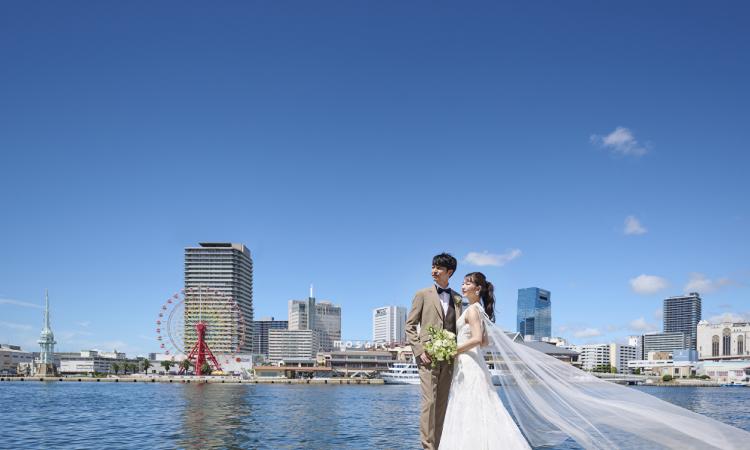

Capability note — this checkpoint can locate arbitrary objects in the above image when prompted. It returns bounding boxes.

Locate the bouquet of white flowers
[424,326,457,368]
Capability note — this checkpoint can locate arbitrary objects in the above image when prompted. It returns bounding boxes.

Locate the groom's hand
[420,353,432,365]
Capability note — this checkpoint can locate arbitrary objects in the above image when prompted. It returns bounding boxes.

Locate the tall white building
[575,343,638,374]
[372,306,406,345]
[184,243,254,354]
[609,343,638,374]
[576,344,610,371]
[697,320,750,360]
[268,329,319,363]
[288,286,341,352]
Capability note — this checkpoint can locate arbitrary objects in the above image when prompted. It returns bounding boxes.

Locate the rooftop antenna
[310,283,314,299]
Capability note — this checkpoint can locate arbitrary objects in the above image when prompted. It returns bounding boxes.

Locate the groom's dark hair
[432,253,457,276]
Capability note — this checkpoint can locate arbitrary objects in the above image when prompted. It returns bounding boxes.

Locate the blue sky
[1,2,748,356]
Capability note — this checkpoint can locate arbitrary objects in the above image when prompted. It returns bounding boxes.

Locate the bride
[439,272,530,450]
[439,272,750,450]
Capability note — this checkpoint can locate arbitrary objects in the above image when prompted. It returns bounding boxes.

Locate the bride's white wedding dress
[437,303,750,450]
[439,303,530,450]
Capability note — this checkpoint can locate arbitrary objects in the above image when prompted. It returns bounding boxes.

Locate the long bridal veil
[480,313,750,449]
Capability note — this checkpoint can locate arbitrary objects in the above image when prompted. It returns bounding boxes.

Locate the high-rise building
[372,306,407,345]
[516,287,551,341]
[288,285,341,352]
[663,292,702,350]
[184,242,254,354]
[252,317,288,358]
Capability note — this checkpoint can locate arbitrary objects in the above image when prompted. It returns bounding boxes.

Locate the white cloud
[0,321,34,331]
[59,330,94,341]
[630,274,669,295]
[624,216,647,235]
[0,298,42,309]
[573,328,602,338]
[463,249,522,267]
[590,126,648,157]
[76,321,91,328]
[684,273,733,294]
[707,312,749,324]
[629,317,657,332]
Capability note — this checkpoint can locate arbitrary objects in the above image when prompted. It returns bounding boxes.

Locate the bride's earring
[475,291,480,296]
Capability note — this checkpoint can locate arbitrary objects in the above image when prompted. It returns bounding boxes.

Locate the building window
[712,335,719,357]
[738,335,745,355]
[722,328,731,356]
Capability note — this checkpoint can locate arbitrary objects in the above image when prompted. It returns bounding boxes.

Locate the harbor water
[2,382,749,449]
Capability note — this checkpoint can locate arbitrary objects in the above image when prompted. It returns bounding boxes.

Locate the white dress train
[439,303,531,450]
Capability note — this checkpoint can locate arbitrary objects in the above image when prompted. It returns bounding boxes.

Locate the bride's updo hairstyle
[465,272,495,322]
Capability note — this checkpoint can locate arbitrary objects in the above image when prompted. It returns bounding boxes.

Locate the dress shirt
[436,284,450,315]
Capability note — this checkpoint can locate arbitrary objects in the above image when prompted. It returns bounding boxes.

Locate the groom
[406,253,463,450]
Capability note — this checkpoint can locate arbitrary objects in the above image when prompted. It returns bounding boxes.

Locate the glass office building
[517,287,551,341]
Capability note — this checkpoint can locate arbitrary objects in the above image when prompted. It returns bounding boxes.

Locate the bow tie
[437,287,451,295]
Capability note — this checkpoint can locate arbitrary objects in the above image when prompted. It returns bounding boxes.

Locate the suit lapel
[429,286,444,320]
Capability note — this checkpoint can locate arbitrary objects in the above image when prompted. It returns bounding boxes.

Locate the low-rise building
[627,359,697,378]
[521,341,580,365]
[697,320,750,361]
[325,350,393,378]
[574,344,610,372]
[0,345,34,375]
[569,343,637,373]
[697,361,750,383]
[58,350,132,375]
[268,329,319,363]
[642,332,688,358]
[214,353,254,376]
[383,344,414,362]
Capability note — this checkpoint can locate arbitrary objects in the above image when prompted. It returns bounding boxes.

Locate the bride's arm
[456,307,482,354]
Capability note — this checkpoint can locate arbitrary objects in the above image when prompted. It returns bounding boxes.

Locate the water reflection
[179,384,253,450]
[1,382,747,449]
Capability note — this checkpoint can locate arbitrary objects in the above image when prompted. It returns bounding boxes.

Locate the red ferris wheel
[156,286,247,375]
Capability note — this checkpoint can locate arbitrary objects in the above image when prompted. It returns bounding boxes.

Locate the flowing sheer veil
[478,309,750,449]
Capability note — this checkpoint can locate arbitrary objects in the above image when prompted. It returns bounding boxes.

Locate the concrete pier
[0,376,384,385]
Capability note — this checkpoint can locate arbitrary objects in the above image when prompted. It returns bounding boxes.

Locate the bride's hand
[420,353,432,365]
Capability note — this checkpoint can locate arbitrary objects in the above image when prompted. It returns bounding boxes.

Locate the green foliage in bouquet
[424,326,457,369]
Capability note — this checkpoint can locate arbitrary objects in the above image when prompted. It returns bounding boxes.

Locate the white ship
[381,362,420,385]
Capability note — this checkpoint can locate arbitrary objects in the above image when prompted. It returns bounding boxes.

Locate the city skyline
[2,2,749,356]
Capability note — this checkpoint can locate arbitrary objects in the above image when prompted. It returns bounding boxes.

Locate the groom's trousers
[419,360,454,450]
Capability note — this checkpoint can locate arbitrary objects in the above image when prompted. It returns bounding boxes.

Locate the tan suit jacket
[406,286,463,358]
[406,285,463,449]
